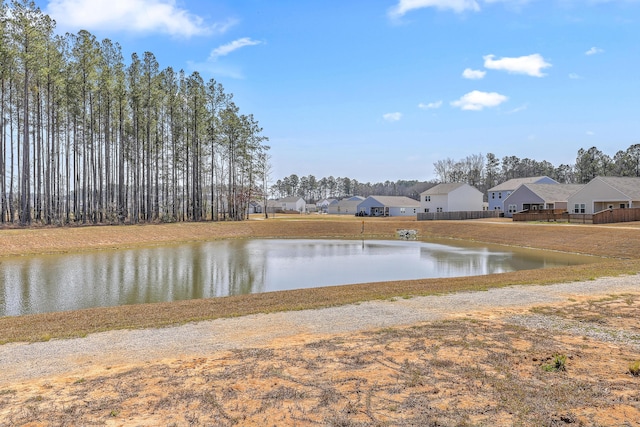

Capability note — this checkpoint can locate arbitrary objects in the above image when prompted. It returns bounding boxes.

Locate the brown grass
[1,216,640,343]
[2,216,640,425]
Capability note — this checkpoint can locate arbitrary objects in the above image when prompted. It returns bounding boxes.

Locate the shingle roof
[366,196,421,207]
[520,184,584,202]
[489,176,557,192]
[597,176,640,200]
[421,183,466,195]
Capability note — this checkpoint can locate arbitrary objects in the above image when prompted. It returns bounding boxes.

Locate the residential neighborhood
[264,175,640,224]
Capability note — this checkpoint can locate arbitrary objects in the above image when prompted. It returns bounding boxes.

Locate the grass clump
[542,354,567,372]
[629,360,640,377]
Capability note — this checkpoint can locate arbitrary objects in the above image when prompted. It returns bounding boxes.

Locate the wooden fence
[417,211,501,221]
[512,209,568,222]
[592,207,640,224]
[513,207,640,224]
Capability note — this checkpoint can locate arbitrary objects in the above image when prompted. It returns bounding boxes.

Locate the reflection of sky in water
[0,239,592,316]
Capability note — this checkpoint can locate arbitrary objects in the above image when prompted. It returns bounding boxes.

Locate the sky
[33,0,640,183]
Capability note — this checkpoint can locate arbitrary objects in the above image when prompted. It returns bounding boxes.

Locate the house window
[491,193,495,199]
[508,204,517,213]
[413,209,416,213]
[424,208,429,213]
[425,196,431,202]
[436,207,443,213]
[400,208,406,213]
[498,193,502,199]
[574,203,585,214]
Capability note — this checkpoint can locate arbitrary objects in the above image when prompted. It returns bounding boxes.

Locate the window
[491,193,495,199]
[574,203,585,214]
[498,193,502,199]
[436,207,443,213]
[424,208,429,213]
[425,195,431,202]
[508,204,517,213]
[400,208,406,213]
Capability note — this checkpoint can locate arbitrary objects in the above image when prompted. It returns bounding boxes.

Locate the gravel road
[2,275,639,386]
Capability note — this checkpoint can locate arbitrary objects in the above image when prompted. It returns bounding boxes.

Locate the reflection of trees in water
[422,246,584,277]
[0,240,591,317]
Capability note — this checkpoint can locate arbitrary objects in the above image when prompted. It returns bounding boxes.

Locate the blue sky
[35,0,640,183]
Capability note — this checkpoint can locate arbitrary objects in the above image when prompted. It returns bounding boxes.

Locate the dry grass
[1,216,640,343]
[2,295,639,426]
[2,216,640,425]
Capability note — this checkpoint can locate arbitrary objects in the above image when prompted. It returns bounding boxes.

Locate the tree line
[274,144,640,203]
[1,0,270,226]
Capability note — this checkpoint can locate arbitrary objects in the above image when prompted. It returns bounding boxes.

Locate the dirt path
[3,274,639,386]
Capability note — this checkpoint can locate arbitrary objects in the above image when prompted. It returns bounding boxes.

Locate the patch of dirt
[1,294,639,426]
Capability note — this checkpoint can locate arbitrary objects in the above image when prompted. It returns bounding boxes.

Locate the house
[356,196,420,217]
[567,176,640,214]
[488,176,559,212]
[420,183,484,213]
[305,204,317,213]
[278,196,306,213]
[502,183,584,218]
[247,201,263,214]
[266,197,306,213]
[317,198,337,213]
[328,196,365,215]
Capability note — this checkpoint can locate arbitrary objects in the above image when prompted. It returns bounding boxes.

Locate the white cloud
[585,46,604,55]
[506,104,528,114]
[462,68,486,79]
[451,90,508,111]
[569,73,582,79]
[383,112,403,122]
[388,0,480,18]
[209,38,263,60]
[46,0,226,37]
[418,101,443,109]
[483,53,551,77]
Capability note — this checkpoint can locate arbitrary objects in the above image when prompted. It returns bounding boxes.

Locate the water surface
[0,238,594,316]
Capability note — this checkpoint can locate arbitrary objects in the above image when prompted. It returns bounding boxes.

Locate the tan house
[567,176,640,214]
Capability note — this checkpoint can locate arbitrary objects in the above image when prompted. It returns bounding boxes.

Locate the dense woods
[274,144,640,203]
[0,0,270,226]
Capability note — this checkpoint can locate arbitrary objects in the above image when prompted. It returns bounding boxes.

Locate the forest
[2,2,638,225]
[1,0,270,226]
[271,145,640,203]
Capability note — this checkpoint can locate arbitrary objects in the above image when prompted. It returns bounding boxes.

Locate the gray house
[328,196,365,215]
[502,183,584,218]
[356,196,420,217]
[488,176,558,212]
[567,176,640,214]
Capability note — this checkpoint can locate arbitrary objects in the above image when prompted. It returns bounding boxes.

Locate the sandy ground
[2,218,640,426]
[2,275,640,426]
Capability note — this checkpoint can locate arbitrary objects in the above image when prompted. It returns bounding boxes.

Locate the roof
[421,183,476,195]
[489,176,557,192]
[279,196,304,203]
[517,183,584,202]
[596,176,640,200]
[364,195,421,207]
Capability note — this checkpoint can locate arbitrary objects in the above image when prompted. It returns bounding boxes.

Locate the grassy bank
[1,216,640,343]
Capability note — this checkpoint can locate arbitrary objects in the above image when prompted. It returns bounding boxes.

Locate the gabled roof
[515,183,584,202]
[279,196,305,203]
[596,176,640,200]
[489,176,557,192]
[421,183,480,195]
[363,195,420,207]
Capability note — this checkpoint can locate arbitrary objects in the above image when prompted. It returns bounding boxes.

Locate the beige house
[567,176,640,214]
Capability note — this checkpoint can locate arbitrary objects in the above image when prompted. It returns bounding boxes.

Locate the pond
[0,238,595,316]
